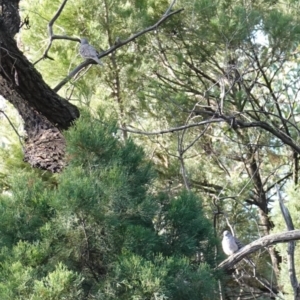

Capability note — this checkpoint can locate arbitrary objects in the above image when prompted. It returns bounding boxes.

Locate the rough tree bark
[0,0,79,172]
[0,0,182,172]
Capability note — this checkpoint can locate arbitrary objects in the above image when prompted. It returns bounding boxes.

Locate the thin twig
[253,275,281,299]
[118,118,224,136]
[34,0,79,65]
[276,185,300,299]
[0,110,24,147]
[164,0,177,15]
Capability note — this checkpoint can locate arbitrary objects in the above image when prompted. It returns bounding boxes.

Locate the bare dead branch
[253,275,280,299]
[53,4,184,92]
[121,108,300,154]
[119,118,224,135]
[164,0,177,15]
[34,0,79,65]
[277,186,295,231]
[194,109,300,154]
[217,230,300,271]
[265,172,292,193]
[276,185,300,299]
[48,0,68,34]
[243,109,300,136]
[0,109,24,147]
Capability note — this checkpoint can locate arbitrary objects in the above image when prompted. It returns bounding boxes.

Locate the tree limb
[53,5,184,91]
[0,109,24,147]
[194,109,300,154]
[217,230,300,271]
[276,185,300,299]
[118,118,224,135]
[34,0,80,65]
[0,4,79,172]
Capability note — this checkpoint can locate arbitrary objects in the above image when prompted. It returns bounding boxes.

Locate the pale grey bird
[222,230,255,268]
[222,230,243,255]
[79,38,103,65]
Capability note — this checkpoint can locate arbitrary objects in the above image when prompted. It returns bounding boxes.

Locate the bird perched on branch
[79,38,103,65]
[222,230,255,268]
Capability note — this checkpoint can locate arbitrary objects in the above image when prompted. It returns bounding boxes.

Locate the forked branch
[34,0,79,65]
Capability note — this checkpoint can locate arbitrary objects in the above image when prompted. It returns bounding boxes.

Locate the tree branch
[217,230,300,271]
[195,109,300,154]
[0,10,79,172]
[34,0,79,64]
[276,185,300,299]
[119,118,224,135]
[0,109,24,147]
[53,4,184,92]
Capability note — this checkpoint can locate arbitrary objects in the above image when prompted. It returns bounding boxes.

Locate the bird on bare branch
[222,230,255,268]
[79,38,103,65]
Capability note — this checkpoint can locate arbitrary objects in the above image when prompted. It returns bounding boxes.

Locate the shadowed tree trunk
[0,0,79,172]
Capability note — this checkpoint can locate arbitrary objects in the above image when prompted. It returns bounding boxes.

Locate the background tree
[1,0,300,298]
[0,111,221,299]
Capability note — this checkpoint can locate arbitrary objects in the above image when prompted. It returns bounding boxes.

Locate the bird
[222,230,255,268]
[79,38,103,65]
[222,230,243,255]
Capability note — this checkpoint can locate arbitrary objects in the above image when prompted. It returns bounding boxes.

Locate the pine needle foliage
[0,110,221,299]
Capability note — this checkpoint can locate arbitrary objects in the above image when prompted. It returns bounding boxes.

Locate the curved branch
[235,119,300,153]
[276,186,300,299]
[217,230,300,270]
[195,109,300,154]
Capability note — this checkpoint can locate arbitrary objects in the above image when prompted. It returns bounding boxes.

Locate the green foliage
[32,263,83,300]
[0,112,220,299]
[14,0,300,297]
[0,173,52,247]
[159,191,217,260]
[263,9,300,49]
[101,253,217,300]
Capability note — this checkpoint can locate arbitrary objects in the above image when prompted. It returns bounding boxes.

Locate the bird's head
[223,230,231,237]
[80,38,89,44]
